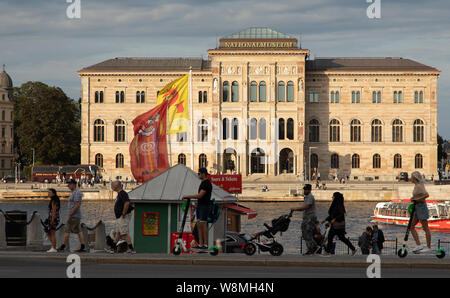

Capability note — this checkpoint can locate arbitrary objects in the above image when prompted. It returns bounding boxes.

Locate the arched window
[136,91,141,103]
[415,154,423,169]
[250,81,257,102]
[350,119,361,142]
[287,81,294,102]
[178,154,186,165]
[259,118,266,140]
[259,81,266,102]
[120,91,125,103]
[392,119,403,142]
[114,119,126,142]
[377,91,381,103]
[419,91,423,103]
[232,118,239,140]
[251,148,265,174]
[203,91,207,103]
[309,119,320,142]
[140,91,145,103]
[198,120,208,142]
[394,154,402,169]
[95,153,103,168]
[222,81,229,102]
[352,154,360,169]
[398,91,403,103]
[330,91,335,103]
[222,118,230,140]
[115,91,120,103]
[413,119,424,142]
[249,118,257,140]
[95,91,99,103]
[287,118,294,140]
[329,119,340,142]
[278,81,285,102]
[372,91,376,103]
[279,148,294,173]
[100,91,104,103]
[93,119,105,142]
[116,153,124,169]
[199,153,207,169]
[231,81,239,102]
[198,91,203,103]
[278,118,285,140]
[352,91,360,103]
[414,91,419,104]
[331,154,339,169]
[335,91,340,103]
[373,154,381,169]
[371,119,382,142]
[1,111,4,121]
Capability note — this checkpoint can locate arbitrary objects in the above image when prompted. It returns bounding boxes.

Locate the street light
[308,147,318,182]
[32,148,35,167]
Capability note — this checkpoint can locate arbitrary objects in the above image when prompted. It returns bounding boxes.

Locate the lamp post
[32,148,35,167]
[308,147,318,182]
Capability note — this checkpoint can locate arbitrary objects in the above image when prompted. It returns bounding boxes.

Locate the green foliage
[13,81,81,166]
[438,134,447,161]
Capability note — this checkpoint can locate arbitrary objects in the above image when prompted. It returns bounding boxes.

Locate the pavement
[0,250,449,269]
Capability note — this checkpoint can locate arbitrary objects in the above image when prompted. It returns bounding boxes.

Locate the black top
[198,179,212,206]
[114,190,133,219]
[48,196,60,220]
[325,204,346,223]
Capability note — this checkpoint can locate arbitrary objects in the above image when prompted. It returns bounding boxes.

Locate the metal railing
[300,236,446,255]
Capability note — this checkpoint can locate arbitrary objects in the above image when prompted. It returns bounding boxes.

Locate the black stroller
[244,211,293,256]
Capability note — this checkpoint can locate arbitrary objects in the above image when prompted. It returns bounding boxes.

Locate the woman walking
[321,192,356,255]
[45,188,60,253]
[410,171,432,253]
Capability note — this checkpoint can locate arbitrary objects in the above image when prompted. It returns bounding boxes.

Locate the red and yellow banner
[157,74,189,134]
[129,100,170,183]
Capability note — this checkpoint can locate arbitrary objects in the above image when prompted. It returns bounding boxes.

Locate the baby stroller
[313,223,332,255]
[244,211,293,256]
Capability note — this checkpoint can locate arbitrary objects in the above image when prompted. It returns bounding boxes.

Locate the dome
[0,65,13,88]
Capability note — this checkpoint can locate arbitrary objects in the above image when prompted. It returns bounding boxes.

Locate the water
[1,201,449,254]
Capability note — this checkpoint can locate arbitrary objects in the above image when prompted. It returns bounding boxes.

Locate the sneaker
[57,245,66,252]
[421,247,431,253]
[76,245,87,253]
[412,245,424,253]
[126,248,136,254]
[47,247,57,253]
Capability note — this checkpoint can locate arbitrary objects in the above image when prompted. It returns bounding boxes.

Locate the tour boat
[372,199,450,230]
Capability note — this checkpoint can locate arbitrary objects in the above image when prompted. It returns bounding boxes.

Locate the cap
[67,179,77,185]
[198,168,209,175]
[303,184,312,190]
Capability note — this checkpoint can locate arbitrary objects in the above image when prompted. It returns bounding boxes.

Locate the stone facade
[0,65,15,178]
[78,28,440,181]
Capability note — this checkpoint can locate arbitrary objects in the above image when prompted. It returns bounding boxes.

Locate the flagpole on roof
[189,66,194,171]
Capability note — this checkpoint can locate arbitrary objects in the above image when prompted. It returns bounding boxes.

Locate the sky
[1,0,450,138]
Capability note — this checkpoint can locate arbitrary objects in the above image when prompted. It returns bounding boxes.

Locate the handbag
[332,220,345,230]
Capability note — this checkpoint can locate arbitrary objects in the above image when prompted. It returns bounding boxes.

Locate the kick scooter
[397,202,445,259]
[172,198,219,256]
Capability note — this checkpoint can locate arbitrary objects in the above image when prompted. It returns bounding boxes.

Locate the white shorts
[115,213,131,236]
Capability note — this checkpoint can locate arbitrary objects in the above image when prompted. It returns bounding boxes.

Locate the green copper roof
[223,27,296,39]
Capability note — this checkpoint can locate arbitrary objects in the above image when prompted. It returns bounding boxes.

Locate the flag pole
[167,102,172,166]
[189,66,194,171]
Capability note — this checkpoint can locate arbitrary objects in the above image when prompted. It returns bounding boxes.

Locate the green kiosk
[128,164,237,253]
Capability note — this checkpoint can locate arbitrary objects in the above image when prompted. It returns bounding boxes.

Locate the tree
[437,134,447,169]
[14,81,81,167]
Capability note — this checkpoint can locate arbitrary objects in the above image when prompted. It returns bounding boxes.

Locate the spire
[1,64,5,72]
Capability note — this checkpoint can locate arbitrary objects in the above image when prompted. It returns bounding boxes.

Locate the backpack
[207,198,220,224]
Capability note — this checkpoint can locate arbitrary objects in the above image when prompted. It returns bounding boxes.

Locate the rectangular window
[309,91,319,103]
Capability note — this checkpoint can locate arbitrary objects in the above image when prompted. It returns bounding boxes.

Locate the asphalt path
[1,256,449,278]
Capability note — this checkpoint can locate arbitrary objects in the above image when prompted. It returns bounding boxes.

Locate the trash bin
[5,211,27,246]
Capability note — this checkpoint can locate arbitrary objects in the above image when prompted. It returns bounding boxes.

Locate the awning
[224,204,258,220]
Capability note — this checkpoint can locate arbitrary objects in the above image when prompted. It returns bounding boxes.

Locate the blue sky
[1,0,449,138]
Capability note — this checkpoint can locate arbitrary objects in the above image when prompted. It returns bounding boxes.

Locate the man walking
[182,168,212,250]
[112,181,135,253]
[291,184,317,255]
[57,179,86,252]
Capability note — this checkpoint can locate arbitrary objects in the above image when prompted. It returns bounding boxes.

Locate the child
[358,226,373,255]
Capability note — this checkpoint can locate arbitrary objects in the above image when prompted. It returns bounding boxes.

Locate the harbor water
[1,201,449,255]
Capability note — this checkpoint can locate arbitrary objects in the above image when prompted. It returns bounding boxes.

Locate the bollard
[94,221,106,251]
[26,213,43,249]
[0,213,6,249]
[81,224,90,252]
[56,226,69,251]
